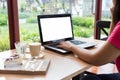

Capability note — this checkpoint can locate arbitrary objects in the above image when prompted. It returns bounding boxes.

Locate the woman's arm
[58,41,120,66]
[72,41,120,66]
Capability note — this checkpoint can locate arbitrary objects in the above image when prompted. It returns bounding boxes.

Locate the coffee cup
[29,42,41,59]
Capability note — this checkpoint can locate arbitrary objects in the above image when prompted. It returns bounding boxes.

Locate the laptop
[37,14,96,54]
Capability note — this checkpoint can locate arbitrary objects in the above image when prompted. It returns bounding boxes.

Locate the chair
[96,20,111,40]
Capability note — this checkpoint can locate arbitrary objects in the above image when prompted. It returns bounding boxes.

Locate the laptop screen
[38,14,74,44]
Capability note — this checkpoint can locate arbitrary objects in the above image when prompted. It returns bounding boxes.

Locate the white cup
[29,42,41,59]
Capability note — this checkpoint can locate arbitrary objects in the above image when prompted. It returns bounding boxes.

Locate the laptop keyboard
[45,40,87,53]
[49,44,58,47]
[70,40,86,45]
[49,40,85,48]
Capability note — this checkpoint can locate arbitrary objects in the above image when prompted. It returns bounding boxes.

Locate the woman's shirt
[108,21,120,73]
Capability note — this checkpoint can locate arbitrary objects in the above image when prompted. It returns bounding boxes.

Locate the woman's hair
[113,0,120,25]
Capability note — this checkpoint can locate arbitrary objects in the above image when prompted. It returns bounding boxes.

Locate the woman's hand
[57,41,75,51]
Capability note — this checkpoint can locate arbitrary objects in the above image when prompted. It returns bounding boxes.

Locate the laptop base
[44,45,71,54]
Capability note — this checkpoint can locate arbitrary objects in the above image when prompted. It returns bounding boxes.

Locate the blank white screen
[40,17,73,42]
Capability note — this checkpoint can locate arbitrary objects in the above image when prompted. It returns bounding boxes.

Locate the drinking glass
[14,42,27,58]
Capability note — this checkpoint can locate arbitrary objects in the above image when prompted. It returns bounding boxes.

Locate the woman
[58,0,120,79]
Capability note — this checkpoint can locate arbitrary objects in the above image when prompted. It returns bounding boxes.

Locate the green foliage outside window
[0,36,10,52]
[0,14,7,26]
[72,17,94,28]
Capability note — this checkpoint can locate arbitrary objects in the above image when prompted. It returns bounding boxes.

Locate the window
[102,0,113,20]
[0,0,10,52]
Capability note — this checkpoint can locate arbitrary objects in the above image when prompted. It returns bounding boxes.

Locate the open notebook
[37,14,96,54]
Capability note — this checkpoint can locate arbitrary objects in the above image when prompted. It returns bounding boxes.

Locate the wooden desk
[0,38,103,80]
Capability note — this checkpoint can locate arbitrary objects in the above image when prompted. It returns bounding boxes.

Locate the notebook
[37,14,96,54]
